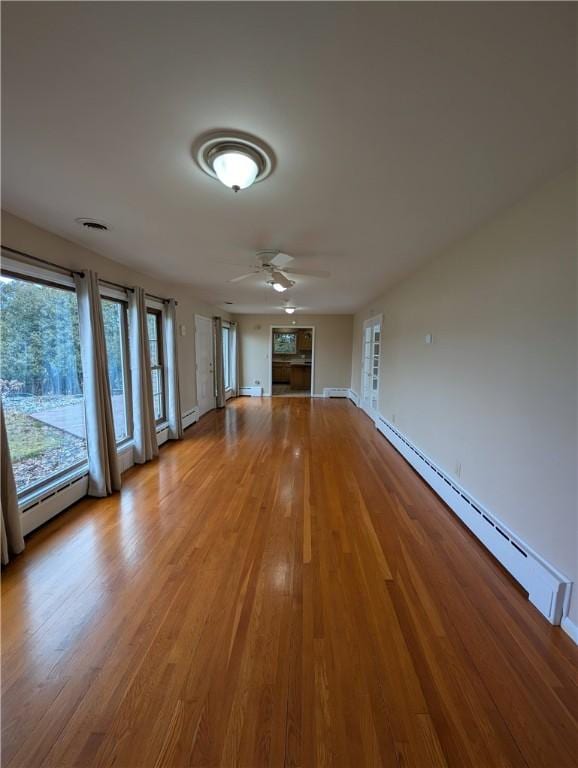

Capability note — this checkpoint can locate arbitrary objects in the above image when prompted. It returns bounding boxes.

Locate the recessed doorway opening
[270,326,314,397]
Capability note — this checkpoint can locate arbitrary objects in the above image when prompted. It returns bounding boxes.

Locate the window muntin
[0,273,88,495]
[146,308,165,423]
[222,325,231,390]
[102,298,130,443]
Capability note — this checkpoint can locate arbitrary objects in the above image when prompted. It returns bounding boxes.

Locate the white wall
[1,210,230,414]
[234,314,353,396]
[352,172,578,624]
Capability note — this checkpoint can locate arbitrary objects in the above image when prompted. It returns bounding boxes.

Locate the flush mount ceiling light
[195,131,274,192]
[284,306,296,314]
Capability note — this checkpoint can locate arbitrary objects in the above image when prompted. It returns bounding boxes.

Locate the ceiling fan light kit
[195,131,274,192]
[196,132,329,303]
[225,250,330,302]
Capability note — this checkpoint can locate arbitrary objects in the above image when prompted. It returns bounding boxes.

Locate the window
[147,308,165,422]
[273,331,297,354]
[0,272,88,495]
[102,298,131,442]
[222,325,231,390]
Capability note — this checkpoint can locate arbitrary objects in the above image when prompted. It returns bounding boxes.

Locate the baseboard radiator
[239,386,263,397]
[347,389,359,406]
[182,406,200,430]
[374,415,572,625]
[21,474,89,536]
[323,387,350,398]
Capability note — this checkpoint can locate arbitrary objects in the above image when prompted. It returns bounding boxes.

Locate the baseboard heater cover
[182,406,200,430]
[21,474,89,536]
[347,389,359,406]
[323,388,350,398]
[239,386,263,397]
[561,615,578,645]
[375,415,572,626]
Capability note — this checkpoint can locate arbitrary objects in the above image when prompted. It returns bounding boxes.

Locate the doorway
[361,315,381,417]
[195,314,215,417]
[270,326,314,397]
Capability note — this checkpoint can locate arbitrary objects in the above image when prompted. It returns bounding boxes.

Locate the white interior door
[195,315,215,417]
[361,316,381,417]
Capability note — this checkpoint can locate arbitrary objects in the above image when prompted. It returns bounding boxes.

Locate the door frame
[360,314,382,419]
[195,314,216,417]
[267,325,315,397]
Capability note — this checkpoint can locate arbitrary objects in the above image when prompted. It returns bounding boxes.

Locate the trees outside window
[102,298,130,442]
[222,325,231,390]
[147,309,165,422]
[0,274,88,494]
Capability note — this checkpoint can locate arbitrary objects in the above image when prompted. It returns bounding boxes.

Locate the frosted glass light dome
[212,150,259,191]
[196,132,273,193]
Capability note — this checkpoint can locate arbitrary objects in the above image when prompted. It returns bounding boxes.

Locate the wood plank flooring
[2,397,577,767]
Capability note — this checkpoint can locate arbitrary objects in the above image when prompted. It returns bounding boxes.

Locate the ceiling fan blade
[228,272,258,283]
[268,251,294,268]
[281,267,331,278]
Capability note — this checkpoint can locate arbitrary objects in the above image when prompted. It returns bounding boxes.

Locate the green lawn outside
[4,411,67,461]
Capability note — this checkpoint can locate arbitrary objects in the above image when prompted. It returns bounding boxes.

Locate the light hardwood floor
[2,397,577,767]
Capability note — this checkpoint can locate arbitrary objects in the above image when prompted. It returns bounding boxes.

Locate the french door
[361,316,382,418]
[195,315,216,417]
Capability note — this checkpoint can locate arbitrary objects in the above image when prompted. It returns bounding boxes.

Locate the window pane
[151,368,163,421]
[102,299,128,442]
[0,274,88,494]
[222,327,230,390]
[147,310,164,422]
[147,312,159,365]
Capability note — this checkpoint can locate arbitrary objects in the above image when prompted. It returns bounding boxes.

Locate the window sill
[117,438,134,454]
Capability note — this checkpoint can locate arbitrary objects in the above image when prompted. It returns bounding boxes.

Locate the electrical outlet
[455,461,462,478]
[255,380,260,386]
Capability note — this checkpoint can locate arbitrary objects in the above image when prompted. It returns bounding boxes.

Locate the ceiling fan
[228,250,330,291]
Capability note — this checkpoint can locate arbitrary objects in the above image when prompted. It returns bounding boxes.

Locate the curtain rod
[1,245,84,277]
[2,245,177,305]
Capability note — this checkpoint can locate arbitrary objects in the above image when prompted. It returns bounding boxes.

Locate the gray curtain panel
[129,287,159,464]
[1,403,25,564]
[164,299,183,439]
[213,316,225,408]
[74,271,122,497]
[230,322,239,396]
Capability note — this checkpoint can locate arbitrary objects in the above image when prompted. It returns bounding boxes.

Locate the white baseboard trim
[347,389,359,406]
[182,406,200,430]
[323,387,350,398]
[374,414,572,626]
[239,386,263,397]
[561,614,578,645]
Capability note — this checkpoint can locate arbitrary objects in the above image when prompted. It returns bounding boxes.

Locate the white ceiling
[1,2,575,314]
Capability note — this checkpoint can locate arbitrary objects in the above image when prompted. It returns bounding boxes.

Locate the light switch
[425,333,433,344]
[179,324,187,337]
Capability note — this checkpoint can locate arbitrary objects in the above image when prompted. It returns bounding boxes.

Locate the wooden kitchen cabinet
[297,330,313,352]
[272,362,291,383]
[290,364,311,390]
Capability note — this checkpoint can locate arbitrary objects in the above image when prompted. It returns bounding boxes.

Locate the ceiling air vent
[75,217,110,232]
